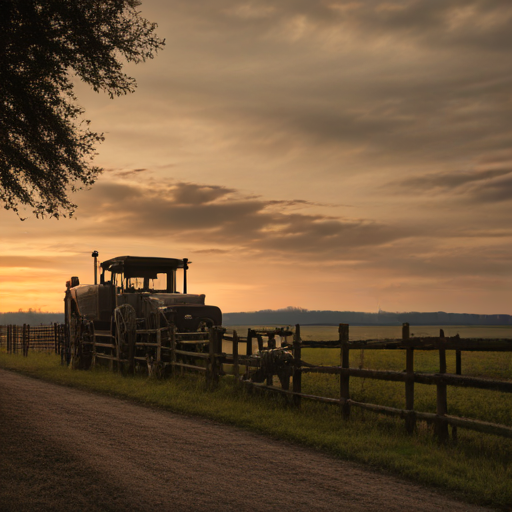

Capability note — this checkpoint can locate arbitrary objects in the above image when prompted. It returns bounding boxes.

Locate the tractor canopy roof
[101,256,188,279]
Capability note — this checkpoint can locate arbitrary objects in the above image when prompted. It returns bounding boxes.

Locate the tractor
[64,254,222,374]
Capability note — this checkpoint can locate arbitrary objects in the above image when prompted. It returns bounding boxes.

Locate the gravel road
[0,369,491,512]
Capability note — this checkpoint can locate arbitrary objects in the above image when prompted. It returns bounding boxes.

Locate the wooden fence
[2,321,512,442]
[0,324,63,355]
[219,324,512,443]
[83,323,223,385]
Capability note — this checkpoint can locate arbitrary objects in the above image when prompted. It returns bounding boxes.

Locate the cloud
[171,183,235,205]
[73,180,404,254]
[7,177,506,277]
[129,0,510,182]
[102,167,149,175]
[192,248,230,254]
[358,240,512,279]
[66,1,511,197]
[115,168,150,177]
[396,168,512,189]
[173,1,512,48]
[391,167,512,202]
[264,199,351,210]
[468,172,512,203]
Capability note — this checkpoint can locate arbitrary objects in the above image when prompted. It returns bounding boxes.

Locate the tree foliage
[0,0,164,218]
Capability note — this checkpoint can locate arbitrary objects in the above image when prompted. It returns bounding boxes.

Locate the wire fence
[0,324,64,354]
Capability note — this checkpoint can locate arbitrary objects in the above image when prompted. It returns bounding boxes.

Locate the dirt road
[0,369,491,511]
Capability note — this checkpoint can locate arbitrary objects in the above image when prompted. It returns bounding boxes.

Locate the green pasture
[1,349,511,510]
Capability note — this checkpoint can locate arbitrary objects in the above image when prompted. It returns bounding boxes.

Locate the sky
[1,0,511,315]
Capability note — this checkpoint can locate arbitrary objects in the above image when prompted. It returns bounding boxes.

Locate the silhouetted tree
[0,0,164,218]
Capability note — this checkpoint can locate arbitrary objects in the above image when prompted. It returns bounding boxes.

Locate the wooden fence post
[60,324,66,365]
[22,324,27,356]
[216,326,224,355]
[216,326,224,381]
[27,324,31,356]
[436,329,449,442]
[456,350,462,375]
[156,327,162,368]
[233,330,239,381]
[245,329,253,379]
[339,323,350,420]
[266,331,273,384]
[403,323,416,434]
[246,329,253,356]
[292,324,302,408]
[61,323,65,356]
[207,327,221,389]
[257,333,264,352]
[453,348,462,442]
[59,324,68,366]
[208,326,215,387]
[170,325,176,376]
[91,330,97,370]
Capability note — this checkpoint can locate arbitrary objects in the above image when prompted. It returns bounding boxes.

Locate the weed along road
[0,370,491,512]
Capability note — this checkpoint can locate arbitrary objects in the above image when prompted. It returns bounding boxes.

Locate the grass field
[1,349,511,510]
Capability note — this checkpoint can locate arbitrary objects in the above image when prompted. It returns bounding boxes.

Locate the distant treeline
[2,308,511,327]
[223,308,512,326]
[0,311,64,326]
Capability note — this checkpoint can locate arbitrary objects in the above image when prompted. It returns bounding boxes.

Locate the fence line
[2,321,512,442]
[223,323,512,443]
[76,321,512,442]
[0,324,63,354]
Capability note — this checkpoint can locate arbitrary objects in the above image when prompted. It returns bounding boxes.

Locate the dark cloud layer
[143,0,512,176]
[77,181,404,254]
[172,183,235,205]
[393,168,512,203]
[172,0,512,49]
[69,178,511,284]
[358,242,512,280]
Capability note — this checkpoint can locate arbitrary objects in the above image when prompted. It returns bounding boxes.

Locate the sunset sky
[1,0,511,315]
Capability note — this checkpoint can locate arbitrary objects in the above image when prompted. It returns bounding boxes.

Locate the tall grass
[1,350,511,510]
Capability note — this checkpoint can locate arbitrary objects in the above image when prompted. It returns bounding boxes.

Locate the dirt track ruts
[0,369,492,511]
